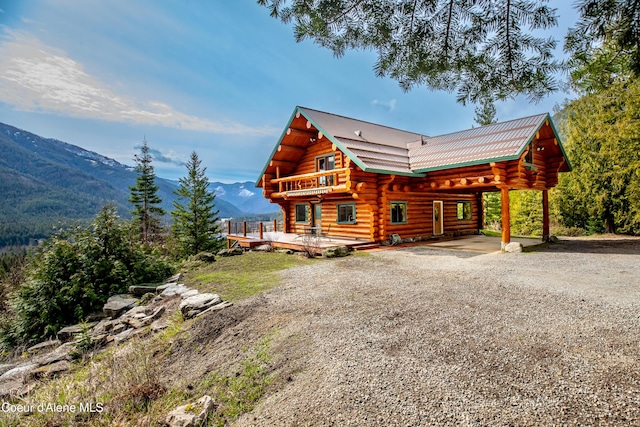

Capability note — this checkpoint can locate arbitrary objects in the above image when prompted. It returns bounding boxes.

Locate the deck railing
[226,219,283,238]
[270,168,349,194]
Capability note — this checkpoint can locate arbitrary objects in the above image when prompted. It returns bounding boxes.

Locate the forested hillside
[0,123,246,247]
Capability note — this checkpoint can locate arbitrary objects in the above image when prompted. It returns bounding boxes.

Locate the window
[524,145,536,170]
[295,204,308,223]
[316,154,335,186]
[337,203,356,224]
[456,201,472,220]
[390,202,407,224]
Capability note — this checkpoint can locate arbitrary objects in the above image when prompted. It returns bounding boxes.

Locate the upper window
[337,203,356,224]
[295,204,308,223]
[390,202,407,224]
[316,154,335,186]
[456,201,472,220]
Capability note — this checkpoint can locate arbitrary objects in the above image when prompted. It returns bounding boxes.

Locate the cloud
[134,144,186,166]
[372,98,397,112]
[0,31,279,136]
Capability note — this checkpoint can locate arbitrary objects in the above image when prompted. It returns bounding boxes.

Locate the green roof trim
[257,107,571,187]
[364,167,425,177]
[413,155,519,173]
[546,114,573,171]
[414,113,571,174]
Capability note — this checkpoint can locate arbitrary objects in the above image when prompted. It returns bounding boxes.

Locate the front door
[313,203,322,234]
[433,201,443,235]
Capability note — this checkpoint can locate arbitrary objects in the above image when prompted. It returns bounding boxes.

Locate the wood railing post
[227,221,231,235]
[501,187,511,250]
[259,222,264,239]
[273,219,277,232]
[542,190,550,242]
[242,221,247,237]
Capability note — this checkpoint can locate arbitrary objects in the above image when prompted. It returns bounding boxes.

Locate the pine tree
[556,77,640,235]
[129,138,165,244]
[171,151,222,256]
[474,99,498,126]
[258,0,562,104]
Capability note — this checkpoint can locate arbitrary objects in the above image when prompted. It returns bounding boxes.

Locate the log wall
[292,139,341,177]
[285,197,376,240]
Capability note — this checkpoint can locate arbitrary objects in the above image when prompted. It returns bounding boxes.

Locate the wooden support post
[227,220,231,235]
[542,190,550,242]
[501,187,511,250]
[477,192,484,232]
[259,222,264,240]
[273,219,278,233]
[242,221,247,237]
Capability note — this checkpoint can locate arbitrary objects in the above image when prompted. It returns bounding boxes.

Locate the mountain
[168,180,280,217]
[0,122,255,247]
[210,182,278,216]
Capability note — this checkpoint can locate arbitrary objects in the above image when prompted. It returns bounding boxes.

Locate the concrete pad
[424,235,543,253]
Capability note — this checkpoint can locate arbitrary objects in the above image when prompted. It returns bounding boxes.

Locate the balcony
[270,168,349,198]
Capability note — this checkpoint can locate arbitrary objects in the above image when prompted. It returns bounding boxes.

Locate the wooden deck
[226,231,378,253]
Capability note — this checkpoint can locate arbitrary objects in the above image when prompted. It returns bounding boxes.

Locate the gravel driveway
[232,237,640,426]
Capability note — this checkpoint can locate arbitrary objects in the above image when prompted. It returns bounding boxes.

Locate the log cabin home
[256,106,571,249]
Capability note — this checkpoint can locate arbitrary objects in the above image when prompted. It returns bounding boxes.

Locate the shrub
[1,205,174,348]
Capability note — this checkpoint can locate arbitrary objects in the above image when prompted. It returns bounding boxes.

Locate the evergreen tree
[474,99,498,126]
[129,138,165,244]
[566,0,640,92]
[258,0,562,104]
[171,151,222,256]
[556,77,640,235]
[2,205,173,346]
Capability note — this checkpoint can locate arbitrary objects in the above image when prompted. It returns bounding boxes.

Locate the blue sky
[0,0,578,183]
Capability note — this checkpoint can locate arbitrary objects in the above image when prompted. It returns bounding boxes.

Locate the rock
[129,285,159,296]
[157,282,177,291]
[140,292,156,305]
[91,319,114,336]
[276,248,294,254]
[181,289,199,299]
[122,305,163,328]
[32,360,70,379]
[165,273,183,284]
[503,242,524,253]
[111,322,128,335]
[151,318,170,333]
[33,342,76,366]
[146,305,166,321]
[195,252,216,262]
[195,301,234,318]
[113,328,135,345]
[0,364,17,377]
[160,284,191,297]
[103,294,139,318]
[91,334,108,347]
[254,244,273,252]
[179,293,222,319]
[125,317,153,329]
[57,323,96,342]
[0,364,39,398]
[217,247,243,257]
[322,245,349,258]
[549,235,559,243]
[27,339,61,354]
[166,395,215,427]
